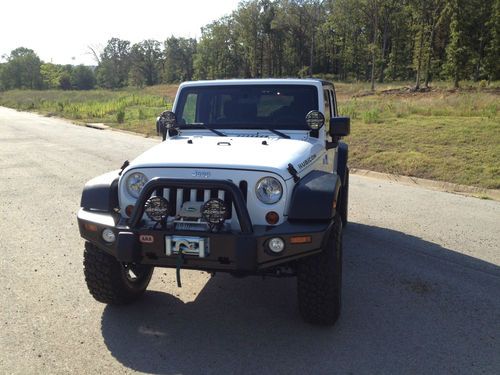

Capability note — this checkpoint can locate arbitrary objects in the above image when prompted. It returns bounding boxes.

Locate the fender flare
[288,171,341,221]
[80,170,120,212]
[337,142,348,185]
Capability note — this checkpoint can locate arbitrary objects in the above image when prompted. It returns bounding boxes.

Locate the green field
[0,83,499,189]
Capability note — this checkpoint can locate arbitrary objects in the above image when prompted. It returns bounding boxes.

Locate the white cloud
[0,0,239,65]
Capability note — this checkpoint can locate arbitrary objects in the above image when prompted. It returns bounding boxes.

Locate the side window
[329,88,338,116]
[324,89,332,133]
[181,93,198,124]
[323,90,332,121]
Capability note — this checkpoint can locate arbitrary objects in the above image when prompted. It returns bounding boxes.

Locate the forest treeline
[1,0,498,91]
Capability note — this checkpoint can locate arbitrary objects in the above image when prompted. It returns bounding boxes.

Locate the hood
[127,135,323,179]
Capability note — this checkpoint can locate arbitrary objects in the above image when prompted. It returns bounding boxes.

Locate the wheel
[297,214,343,326]
[339,167,349,227]
[83,242,153,304]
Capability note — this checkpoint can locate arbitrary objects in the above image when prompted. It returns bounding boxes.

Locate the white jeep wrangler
[78,79,350,326]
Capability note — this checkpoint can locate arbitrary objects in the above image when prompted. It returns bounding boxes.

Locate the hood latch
[287,163,300,183]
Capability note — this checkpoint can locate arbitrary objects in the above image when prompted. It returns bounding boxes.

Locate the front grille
[127,177,254,234]
[150,181,248,222]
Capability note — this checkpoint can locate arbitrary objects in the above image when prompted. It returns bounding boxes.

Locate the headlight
[126,172,148,198]
[255,177,283,204]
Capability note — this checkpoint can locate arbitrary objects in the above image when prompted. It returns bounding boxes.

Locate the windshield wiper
[187,123,226,137]
[251,127,290,139]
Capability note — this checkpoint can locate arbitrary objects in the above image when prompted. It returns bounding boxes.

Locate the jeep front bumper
[77,208,332,273]
[78,177,333,273]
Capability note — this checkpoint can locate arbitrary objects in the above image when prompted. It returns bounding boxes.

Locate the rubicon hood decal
[297,154,317,170]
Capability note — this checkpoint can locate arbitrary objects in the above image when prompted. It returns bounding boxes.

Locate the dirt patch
[351,86,500,99]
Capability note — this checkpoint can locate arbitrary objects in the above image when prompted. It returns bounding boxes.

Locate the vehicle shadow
[100,222,500,375]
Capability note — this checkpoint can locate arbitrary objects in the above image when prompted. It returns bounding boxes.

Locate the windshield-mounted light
[305,110,325,130]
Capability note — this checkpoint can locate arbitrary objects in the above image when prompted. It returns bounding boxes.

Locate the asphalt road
[0,106,499,375]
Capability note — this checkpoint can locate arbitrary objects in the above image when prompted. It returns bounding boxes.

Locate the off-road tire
[339,167,349,227]
[297,214,342,326]
[83,242,153,304]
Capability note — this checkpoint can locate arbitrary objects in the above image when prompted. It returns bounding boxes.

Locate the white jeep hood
[128,135,323,179]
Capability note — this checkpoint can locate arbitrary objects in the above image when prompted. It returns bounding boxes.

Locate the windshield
[175,84,318,130]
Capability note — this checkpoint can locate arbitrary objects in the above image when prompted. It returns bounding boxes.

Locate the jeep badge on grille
[192,170,211,178]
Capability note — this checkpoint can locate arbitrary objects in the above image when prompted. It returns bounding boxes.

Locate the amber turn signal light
[84,223,98,232]
[265,211,279,225]
[290,235,312,244]
[125,205,135,217]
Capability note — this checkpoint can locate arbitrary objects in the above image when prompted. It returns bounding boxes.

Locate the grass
[0,87,175,136]
[0,82,498,189]
[339,87,500,189]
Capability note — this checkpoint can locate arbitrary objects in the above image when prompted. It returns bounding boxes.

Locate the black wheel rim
[122,263,150,283]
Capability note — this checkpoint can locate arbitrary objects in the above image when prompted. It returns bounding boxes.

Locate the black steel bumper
[77,209,333,273]
[77,177,334,273]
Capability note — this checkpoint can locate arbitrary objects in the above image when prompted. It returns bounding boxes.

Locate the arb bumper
[77,209,332,273]
[78,177,333,274]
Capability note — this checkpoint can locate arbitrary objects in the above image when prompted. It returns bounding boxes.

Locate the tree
[163,37,197,82]
[40,63,65,89]
[469,0,495,81]
[411,0,446,89]
[443,0,475,87]
[234,0,264,77]
[96,38,131,88]
[0,47,43,89]
[0,64,6,91]
[484,0,500,82]
[194,17,243,79]
[70,65,96,90]
[129,40,163,86]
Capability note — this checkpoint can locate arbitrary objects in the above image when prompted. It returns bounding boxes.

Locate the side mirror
[329,116,350,138]
[156,111,177,140]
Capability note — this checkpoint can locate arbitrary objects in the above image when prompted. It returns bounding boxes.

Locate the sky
[0,0,240,65]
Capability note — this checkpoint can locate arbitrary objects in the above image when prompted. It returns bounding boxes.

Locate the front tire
[297,214,343,326]
[83,242,153,304]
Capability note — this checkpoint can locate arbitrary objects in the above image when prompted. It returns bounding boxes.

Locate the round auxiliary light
[144,196,170,222]
[159,110,177,129]
[102,228,116,243]
[305,110,325,130]
[267,237,285,254]
[201,198,228,225]
[256,177,283,205]
[126,172,148,198]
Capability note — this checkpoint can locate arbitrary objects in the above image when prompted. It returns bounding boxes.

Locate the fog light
[267,237,285,253]
[102,228,116,243]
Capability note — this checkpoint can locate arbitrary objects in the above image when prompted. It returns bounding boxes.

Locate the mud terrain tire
[297,214,343,326]
[83,242,153,304]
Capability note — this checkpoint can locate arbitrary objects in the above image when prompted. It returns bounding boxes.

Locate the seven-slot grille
[152,180,248,220]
